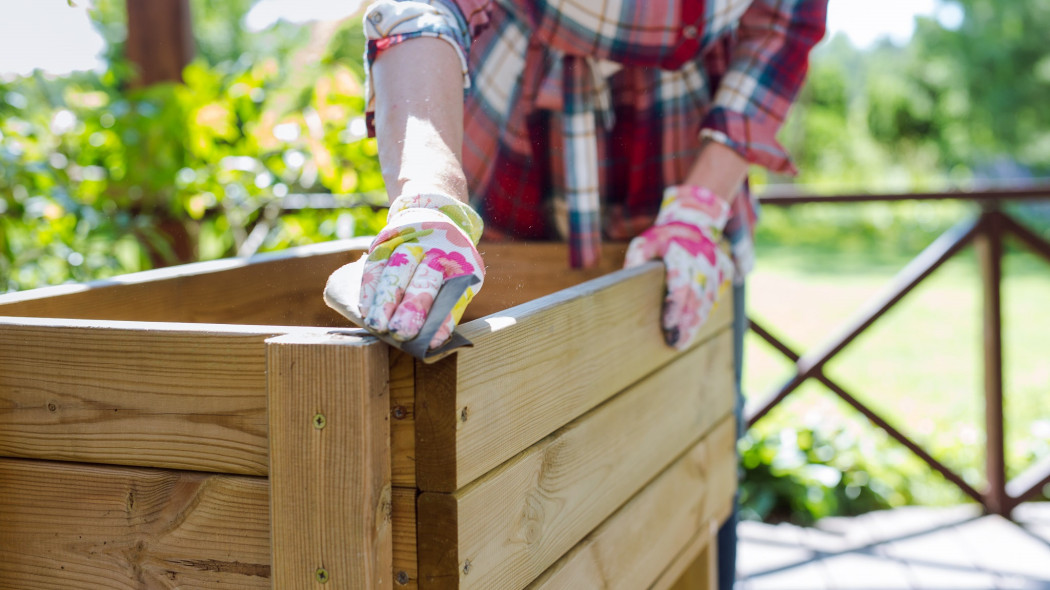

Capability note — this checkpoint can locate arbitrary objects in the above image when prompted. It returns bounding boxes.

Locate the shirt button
[683,25,698,40]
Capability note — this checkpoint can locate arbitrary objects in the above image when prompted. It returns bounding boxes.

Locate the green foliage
[0,9,385,292]
[739,426,909,525]
[774,1,1050,194]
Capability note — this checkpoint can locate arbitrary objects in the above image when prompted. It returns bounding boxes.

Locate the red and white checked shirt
[364,0,827,270]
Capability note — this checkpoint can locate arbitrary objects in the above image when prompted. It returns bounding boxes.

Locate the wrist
[388,193,484,245]
[657,185,731,234]
[683,140,748,204]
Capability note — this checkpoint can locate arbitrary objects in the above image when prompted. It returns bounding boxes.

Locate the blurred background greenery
[1,0,1048,524]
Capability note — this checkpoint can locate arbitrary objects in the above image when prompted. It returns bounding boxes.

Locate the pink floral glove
[624,185,734,350]
[358,193,485,350]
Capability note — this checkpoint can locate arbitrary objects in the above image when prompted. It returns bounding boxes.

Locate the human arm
[372,37,468,203]
[351,1,492,348]
[627,0,827,349]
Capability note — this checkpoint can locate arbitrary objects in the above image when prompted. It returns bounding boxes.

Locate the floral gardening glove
[358,193,485,350]
[624,185,734,350]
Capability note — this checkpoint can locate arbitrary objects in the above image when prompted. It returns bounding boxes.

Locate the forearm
[372,37,469,204]
[683,140,749,206]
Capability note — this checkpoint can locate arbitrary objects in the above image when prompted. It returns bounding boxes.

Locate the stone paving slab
[737,504,1050,589]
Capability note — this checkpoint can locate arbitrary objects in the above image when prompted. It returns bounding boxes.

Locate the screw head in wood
[395,571,410,585]
[313,413,327,430]
[315,567,330,583]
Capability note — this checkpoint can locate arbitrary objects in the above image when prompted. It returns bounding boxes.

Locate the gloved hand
[358,193,485,350]
[624,185,734,350]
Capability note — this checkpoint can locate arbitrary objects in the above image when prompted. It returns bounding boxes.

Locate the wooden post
[267,332,392,589]
[124,0,194,86]
[976,208,1008,517]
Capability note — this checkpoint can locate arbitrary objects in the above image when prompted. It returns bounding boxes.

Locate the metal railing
[749,185,1050,518]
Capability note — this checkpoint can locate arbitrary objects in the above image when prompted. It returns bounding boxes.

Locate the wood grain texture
[393,487,418,589]
[528,416,737,590]
[417,329,735,589]
[416,262,734,492]
[0,239,370,326]
[0,318,303,475]
[0,458,270,589]
[658,536,717,590]
[390,349,417,487]
[653,425,737,590]
[267,332,392,589]
[652,516,725,590]
[464,242,630,321]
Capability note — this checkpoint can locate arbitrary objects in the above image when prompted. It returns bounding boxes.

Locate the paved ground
[736,503,1050,589]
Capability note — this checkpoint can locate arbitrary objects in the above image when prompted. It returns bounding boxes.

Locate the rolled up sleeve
[700,0,827,174]
[362,0,492,135]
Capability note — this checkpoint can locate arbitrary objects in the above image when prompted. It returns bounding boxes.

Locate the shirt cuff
[363,0,473,136]
[700,106,797,176]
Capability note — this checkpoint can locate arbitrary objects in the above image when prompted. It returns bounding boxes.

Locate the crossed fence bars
[747,186,1050,519]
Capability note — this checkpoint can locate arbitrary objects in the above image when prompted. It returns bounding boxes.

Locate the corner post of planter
[267,331,392,589]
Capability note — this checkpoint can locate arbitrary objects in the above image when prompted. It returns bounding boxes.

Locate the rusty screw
[392,405,407,420]
[395,571,410,585]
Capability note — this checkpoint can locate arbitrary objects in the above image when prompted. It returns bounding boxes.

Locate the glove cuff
[655,185,731,236]
[389,193,484,245]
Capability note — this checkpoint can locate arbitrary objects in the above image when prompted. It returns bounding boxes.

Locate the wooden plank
[0,318,303,475]
[651,436,734,590]
[0,239,370,327]
[0,458,270,589]
[528,416,737,590]
[390,349,417,487]
[659,540,716,590]
[465,242,630,320]
[393,487,418,589]
[416,262,734,492]
[267,332,392,589]
[417,329,735,589]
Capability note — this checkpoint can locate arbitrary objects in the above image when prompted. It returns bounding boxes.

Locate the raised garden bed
[0,239,735,589]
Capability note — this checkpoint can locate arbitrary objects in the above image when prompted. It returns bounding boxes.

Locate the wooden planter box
[0,239,736,589]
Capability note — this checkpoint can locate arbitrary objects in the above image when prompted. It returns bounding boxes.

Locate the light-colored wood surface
[390,349,417,487]
[0,458,271,589]
[465,242,630,320]
[0,317,304,475]
[654,497,733,590]
[0,239,369,326]
[416,262,734,492]
[528,416,737,590]
[267,332,392,590]
[417,329,735,589]
[393,487,419,589]
[659,538,717,590]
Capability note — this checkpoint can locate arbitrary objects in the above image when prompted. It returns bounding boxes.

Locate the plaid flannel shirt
[363,0,827,271]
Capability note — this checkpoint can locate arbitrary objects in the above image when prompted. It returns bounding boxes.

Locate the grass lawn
[743,244,1050,506]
